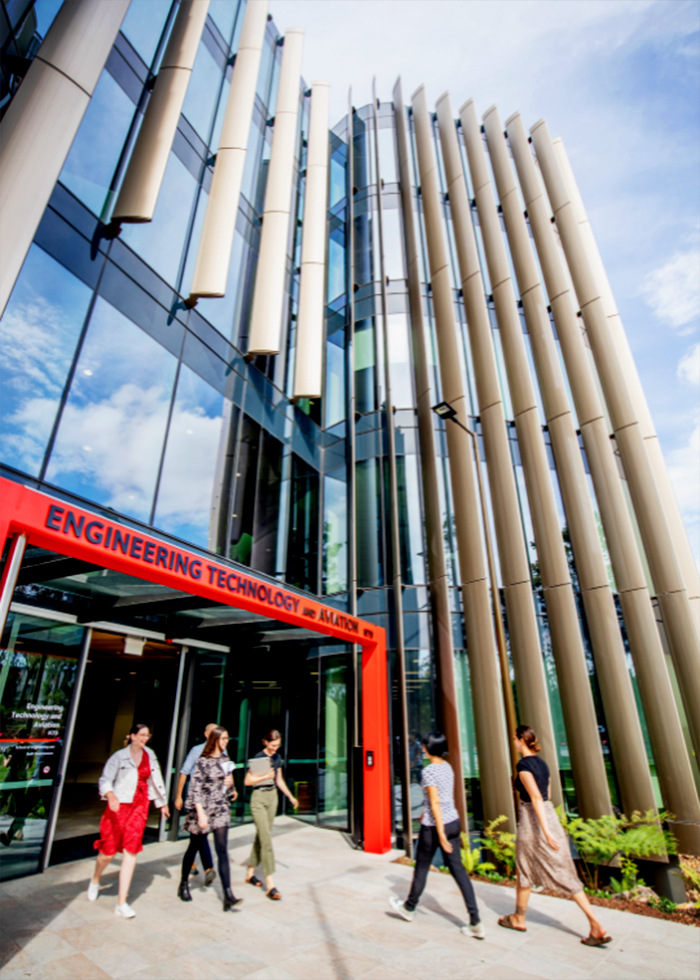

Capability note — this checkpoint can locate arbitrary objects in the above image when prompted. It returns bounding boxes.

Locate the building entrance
[51,631,180,864]
[228,644,350,830]
[0,477,391,880]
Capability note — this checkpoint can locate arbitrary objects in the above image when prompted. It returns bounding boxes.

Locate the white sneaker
[462,922,486,940]
[114,903,136,919]
[87,881,99,902]
[389,897,415,922]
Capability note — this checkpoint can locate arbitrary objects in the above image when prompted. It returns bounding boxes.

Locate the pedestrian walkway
[0,817,697,979]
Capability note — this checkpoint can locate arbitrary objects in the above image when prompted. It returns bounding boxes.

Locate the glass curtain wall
[0,611,86,881]
[0,4,326,596]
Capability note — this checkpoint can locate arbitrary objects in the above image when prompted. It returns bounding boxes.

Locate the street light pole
[433,403,520,777]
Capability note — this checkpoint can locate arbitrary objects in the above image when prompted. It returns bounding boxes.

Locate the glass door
[317,654,349,828]
[0,611,87,881]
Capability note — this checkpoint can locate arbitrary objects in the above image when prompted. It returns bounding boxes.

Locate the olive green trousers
[248,789,278,877]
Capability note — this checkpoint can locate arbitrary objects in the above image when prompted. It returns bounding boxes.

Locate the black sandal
[247,875,263,887]
[266,887,282,900]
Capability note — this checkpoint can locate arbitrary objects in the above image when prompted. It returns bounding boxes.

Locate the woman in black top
[499,726,611,947]
[244,730,298,900]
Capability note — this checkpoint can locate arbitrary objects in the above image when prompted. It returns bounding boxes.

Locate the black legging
[181,827,230,890]
[405,819,480,924]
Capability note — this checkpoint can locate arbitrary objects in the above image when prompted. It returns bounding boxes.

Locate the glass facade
[0,0,692,876]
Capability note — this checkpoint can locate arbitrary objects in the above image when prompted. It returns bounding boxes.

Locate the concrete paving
[0,817,697,980]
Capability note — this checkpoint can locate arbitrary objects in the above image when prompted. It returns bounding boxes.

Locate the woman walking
[499,725,611,947]
[87,723,169,918]
[389,732,485,939]
[178,725,241,911]
[244,730,298,900]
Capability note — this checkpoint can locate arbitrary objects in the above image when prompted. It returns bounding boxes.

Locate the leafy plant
[649,896,677,914]
[557,808,676,892]
[672,862,700,909]
[460,832,496,876]
[609,855,645,895]
[478,816,516,878]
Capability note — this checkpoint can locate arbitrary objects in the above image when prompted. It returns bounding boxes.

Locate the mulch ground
[391,855,700,927]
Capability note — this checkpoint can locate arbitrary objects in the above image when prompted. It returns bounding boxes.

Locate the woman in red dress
[87,723,169,918]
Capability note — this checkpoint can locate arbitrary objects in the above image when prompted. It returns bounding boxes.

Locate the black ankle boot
[178,880,192,902]
[223,888,242,911]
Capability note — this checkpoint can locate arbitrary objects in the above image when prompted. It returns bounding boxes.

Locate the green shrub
[460,832,496,876]
[478,816,516,878]
[556,807,676,892]
[649,896,677,914]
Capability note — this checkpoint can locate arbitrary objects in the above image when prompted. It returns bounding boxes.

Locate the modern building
[1,0,698,883]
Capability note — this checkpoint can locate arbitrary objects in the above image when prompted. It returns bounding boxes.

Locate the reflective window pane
[0,612,86,882]
[387,313,412,408]
[121,152,197,287]
[382,206,405,280]
[287,454,319,592]
[377,125,397,183]
[354,318,375,415]
[240,118,264,207]
[318,654,348,829]
[181,38,224,143]
[327,230,346,303]
[356,457,383,588]
[255,32,274,104]
[208,0,240,42]
[229,414,260,566]
[153,363,225,546]
[329,151,346,209]
[120,0,171,66]
[323,466,347,594]
[397,454,425,585]
[0,245,93,476]
[45,298,178,521]
[251,430,284,576]
[60,69,136,220]
[325,331,345,429]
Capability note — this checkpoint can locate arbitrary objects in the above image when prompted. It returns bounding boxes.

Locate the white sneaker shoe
[389,897,415,922]
[87,881,99,902]
[462,921,486,940]
[114,903,136,919]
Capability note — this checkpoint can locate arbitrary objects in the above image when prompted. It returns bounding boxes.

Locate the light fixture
[432,401,457,421]
[124,635,145,656]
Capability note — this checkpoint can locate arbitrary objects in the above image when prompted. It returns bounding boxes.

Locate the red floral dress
[95,751,151,855]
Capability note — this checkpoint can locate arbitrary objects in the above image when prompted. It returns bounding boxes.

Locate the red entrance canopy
[0,476,391,854]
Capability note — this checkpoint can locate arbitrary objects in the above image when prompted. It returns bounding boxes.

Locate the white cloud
[678,342,700,387]
[45,383,174,521]
[640,248,700,333]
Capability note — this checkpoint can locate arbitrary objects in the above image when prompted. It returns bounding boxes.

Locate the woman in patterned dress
[389,732,485,939]
[498,725,611,947]
[178,725,242,911]
[88,723,169,918]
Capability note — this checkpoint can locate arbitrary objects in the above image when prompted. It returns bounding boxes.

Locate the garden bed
[391,855,700,927]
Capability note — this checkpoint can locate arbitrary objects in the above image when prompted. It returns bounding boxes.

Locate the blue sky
[270,0,700,564]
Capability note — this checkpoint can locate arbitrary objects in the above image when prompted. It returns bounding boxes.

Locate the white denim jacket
[98,746,167,807]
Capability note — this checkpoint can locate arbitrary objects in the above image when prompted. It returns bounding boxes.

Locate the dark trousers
[405,819,480,924]
[189,833,213,871]
[181,827,230,890]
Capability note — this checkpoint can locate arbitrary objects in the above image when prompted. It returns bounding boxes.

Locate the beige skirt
[516,801,582,896]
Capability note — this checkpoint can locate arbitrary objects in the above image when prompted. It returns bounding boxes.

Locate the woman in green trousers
[244,730,298,900]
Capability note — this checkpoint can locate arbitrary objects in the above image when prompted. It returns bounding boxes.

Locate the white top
[98,746,167,807]
[421,762,459,827]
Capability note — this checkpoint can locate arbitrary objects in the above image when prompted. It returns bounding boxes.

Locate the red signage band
[0,476,392,854]
[1,479,374,647]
